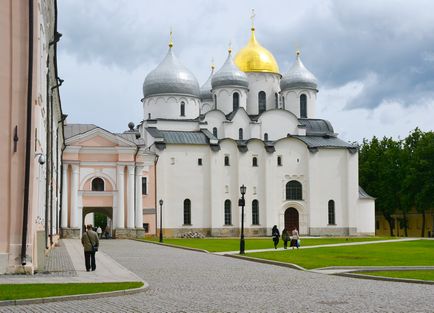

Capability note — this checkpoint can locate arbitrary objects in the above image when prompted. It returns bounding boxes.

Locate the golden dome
[234,28,280,74]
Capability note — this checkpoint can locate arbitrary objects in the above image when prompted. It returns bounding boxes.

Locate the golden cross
[250,9,256,29]
[169,28,173,48]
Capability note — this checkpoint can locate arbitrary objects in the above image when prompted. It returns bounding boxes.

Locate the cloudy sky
[57,0,434,143]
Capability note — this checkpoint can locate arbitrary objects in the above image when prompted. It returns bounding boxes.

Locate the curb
[224,254,306,271]
[336,272,434,285]
[134,239,209,254]
[0,282,148,307]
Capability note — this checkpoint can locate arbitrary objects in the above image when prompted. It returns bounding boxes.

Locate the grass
[357,270,434,281]
[141,236,394,252]
[247,240,434,269]
[0,282,143,301]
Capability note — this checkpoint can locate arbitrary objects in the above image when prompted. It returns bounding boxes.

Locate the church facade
[138,26,375,237]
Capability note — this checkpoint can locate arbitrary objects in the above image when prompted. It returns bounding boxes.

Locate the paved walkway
[0,239,142,284]
[1,239,433,312]
[215,237,419,255]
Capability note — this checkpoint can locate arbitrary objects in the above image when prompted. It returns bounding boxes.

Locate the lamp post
[159,199,163,243]
[239,185,246,254]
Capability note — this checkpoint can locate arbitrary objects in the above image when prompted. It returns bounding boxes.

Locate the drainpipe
[21,0,34,265]
[154,153,159,235]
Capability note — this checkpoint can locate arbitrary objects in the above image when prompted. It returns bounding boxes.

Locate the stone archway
[83,207,113,238]
[284,207,299,231]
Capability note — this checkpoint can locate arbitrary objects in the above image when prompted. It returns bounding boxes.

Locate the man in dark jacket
[81,224,99,271]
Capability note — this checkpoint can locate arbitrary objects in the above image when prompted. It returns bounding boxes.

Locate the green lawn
[0,282,143,301]
[141,237,393,252]
[247,240,433,269]
[357,270,434,281]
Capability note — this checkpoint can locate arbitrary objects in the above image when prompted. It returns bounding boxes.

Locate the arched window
[92,177,104,191]
[252,200,259,225]
[286,180,302,200]
[180,101,185,116]
[213,127,218,138]
[300,94,307,118]
[258,91,266,114]
[233,92,239,111]
[264,133,268,141]
[214,95,217,109]
[328,200,335,225]
[282,96,285,109]
[275,93,278,108]
[277,156,282,166]
[239,128,243,140]
[184,199,191,225]
[224,155,230,166]
[224,200,231,225]
[252,157,258,167]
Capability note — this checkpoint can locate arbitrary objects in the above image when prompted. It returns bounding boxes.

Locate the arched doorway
[83,207,113,239]
[284,207,299,231]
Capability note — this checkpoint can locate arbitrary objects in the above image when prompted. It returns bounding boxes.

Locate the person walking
[81,224,99,272]
[282,228,290,249]
[96,226,102,239]
[271,225,280,249]
[290,228,300,249]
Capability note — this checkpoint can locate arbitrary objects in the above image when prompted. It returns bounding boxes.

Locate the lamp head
[240,184,246,195]
[159,199,164,206]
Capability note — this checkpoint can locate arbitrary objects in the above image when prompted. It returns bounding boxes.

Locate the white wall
[143,95,200,120]
[246,73,281,114]
[282,89,317,118]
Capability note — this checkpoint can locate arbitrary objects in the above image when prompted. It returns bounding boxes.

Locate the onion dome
[143,39,200,98]
[200,63,215,100]
[234,27,280,74]
[280,51,318,91]
[211,49,248,89]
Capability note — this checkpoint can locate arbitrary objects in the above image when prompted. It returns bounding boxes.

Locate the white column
[127,165,135,228]
[70,164,79,228]
[61,164,69,228]
[115,165,125,229]
[135,166,144,228]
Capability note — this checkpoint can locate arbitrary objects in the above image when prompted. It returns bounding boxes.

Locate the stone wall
[309,227,358,236]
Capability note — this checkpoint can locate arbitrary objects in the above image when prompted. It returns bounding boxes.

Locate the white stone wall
[143,95,200,120]
[282,89,317,118]
[246,73,281,114]
[212,87,248,115]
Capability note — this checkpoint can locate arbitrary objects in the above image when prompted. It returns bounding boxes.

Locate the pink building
[0,0,64,274]
[62,124,156,238]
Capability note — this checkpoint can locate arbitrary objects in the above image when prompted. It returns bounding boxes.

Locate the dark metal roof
[359,186,375,199]
[293,136,357,149]
[64,124,97,139]
[145,128,210,145]
[298,118,335,136]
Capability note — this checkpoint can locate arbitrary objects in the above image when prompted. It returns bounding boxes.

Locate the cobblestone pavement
[2,240,434,312]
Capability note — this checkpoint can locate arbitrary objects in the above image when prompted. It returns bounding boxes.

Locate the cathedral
[136,24,375,237]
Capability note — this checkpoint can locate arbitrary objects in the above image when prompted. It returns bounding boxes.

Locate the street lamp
[238,185,247,254]
[159,199,163,243]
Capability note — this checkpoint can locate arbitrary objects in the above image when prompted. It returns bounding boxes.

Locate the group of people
[271,225,299,249]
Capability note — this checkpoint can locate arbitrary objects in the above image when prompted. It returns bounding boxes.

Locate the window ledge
[223,224,233,227]
[182,224,192,226]
[327,224,337,226]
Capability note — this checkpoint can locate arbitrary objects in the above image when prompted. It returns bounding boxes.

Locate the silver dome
[143,48,200,98]
[200,67,214,100]
[280,52,318,91]
[211,51,248,89]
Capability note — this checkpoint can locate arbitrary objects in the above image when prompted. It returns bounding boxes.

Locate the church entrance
[284,207,299,231]
[83,207,113,239]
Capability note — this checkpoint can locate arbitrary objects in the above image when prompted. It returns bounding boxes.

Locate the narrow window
[142,177,147,195]
[92,177,104,191]
[239,128,243,140]
[224,200,231,225]
[34,128,38,152]
[275,93,278,108]
[277,156,282,166]
[300,94,307,118]
[252,200,259,225]
[198,158,202,166]
[148,113,151,119]
[233,92,239,111]
[224,155,230,166]
[286,180,302,200]
[264,133,268,141]
[282,96,285,109]
[184,199,191,225]
[252,157,258,167]
[212,127,218,138]
[258,91,266,114]
[214,95,217,109]
[328,200,335,225]
[180,101,185,116]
